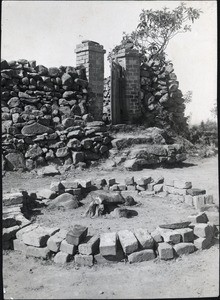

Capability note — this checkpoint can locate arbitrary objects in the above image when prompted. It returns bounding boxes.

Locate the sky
[1,0,217,125]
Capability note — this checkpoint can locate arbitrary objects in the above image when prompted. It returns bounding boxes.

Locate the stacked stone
[1,60,112,172]
[103,77,111,122]
[140,60,187,131]
[12,213,216,265]
[3,191,35,249]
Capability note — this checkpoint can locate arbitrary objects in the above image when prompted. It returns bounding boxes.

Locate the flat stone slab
[22,226,60,247]
[187,188,206,196]
[66,224,88,246]
[158,242,174,260]
[128,249,156,263]
[118,230,139,255]
[78,235,100,255]
[16,224,39,240]
[99,232,117,256]
[25,246,50,259]
[133,228,154,249]
[159,221,191,230]
[173,243,195,256]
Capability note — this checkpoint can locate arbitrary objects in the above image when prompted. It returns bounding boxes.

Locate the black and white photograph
[1,0,218,299]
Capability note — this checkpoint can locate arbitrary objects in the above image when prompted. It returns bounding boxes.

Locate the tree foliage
[108,2,202,62]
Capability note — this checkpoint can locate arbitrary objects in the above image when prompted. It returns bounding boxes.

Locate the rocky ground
[2,155,219,299]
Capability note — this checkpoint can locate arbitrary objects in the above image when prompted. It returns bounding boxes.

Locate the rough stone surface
[21,122,53,136]
[75,254,94,266]
[47,230,67,252]
[194,224,214,239]
[3,192,23,206]
[194,237,213,250]
[187,213,208,224]
[66,224,88,246]
[134,228,154,249]
[175,228,194,242]
[173,243,195,256]
[158,242,174,260]
[118,230,139,255]
[173,181,192,189]
[5,152,26,170]
[25,246,50,259]
[22,226,59,247]
[48,193,79,209]
[128,249,156,263]
[99,232,117,256]
[160,230,181,244]
[78,235,100,255]
[54,251,72,264]
[60,239,77,255]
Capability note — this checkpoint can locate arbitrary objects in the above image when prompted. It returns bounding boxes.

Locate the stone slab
[128,249,156,263]
[133,228,154,249]
[22,226,60,247]
[175,228,194,242]
[78,235,100,255]
[66,225,88,246]
[60,239,77,255]
[158,242,174,260]
[173,243,195,256]
[99,232,117,256]
[25,246,50,259]
[74,254,94,267]
[118,230,139,255]
[54,251,72,264]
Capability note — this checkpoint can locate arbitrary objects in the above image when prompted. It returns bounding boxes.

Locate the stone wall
[1,59,111,171]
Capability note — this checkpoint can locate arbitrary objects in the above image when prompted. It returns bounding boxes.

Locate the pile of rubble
[1,59,112,171]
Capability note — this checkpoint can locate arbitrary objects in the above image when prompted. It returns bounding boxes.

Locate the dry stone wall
[1,59,112,171]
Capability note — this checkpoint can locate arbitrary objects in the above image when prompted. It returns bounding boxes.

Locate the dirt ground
[2,155,219,299]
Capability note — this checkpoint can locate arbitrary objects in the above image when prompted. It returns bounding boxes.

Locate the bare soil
[2,155,219,299]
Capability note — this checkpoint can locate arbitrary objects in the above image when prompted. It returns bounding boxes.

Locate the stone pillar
[75,40,106,120]
[114,49,141,123]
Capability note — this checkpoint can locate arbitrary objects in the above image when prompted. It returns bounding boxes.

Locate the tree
[183,91,193,104]
[108,2,202,62]
[211,102,217,118]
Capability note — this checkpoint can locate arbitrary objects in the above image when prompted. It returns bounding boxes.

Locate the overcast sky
[2,1,217,125]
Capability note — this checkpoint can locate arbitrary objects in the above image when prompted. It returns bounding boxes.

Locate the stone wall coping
[75,42,106,54]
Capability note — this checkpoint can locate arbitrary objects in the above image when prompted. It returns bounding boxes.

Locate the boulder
[47,193,79,209]
[5,152,26,171]
[21,122,53,136]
